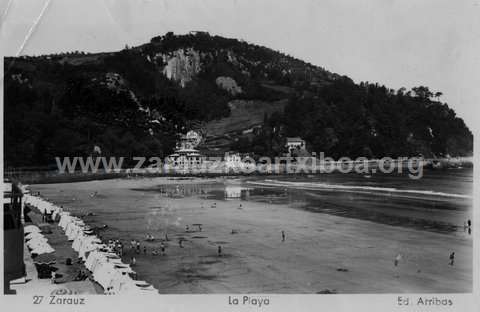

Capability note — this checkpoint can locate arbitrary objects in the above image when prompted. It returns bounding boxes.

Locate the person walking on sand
[161,245,166,256]
[131,257,136,266]
[143,246,147,254]
[281,230,286,242]
[394,254,402,266]
[218,245,222,257]
[449,252,455,266]
[117,243,123,257]
[136,242,141,254]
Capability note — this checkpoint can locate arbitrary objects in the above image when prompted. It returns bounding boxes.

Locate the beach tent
[30,244,55,256]
[93,261,118,290]
[78,236,103,260]
[24,225,41,234]
[25,231,45,241]
[25,235,48,246]
[72,233,104,259]
[65,219,86,241]
[58,213,73,228]
[25,230,55,255]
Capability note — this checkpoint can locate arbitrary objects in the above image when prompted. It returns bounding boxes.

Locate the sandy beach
[30,174,473,294]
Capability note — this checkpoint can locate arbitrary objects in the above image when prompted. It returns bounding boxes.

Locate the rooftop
[286,137,305,143]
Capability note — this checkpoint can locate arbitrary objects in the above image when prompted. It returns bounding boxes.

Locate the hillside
[4,32,473,167]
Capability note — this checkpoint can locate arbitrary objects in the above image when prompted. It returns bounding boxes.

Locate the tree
[411,86,433,100]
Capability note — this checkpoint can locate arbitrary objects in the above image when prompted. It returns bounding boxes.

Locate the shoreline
[28,176,473,293]
[5,159,473,185]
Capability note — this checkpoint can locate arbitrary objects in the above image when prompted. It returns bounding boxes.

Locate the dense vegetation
[245,80,473,159]
[4,32,472,168]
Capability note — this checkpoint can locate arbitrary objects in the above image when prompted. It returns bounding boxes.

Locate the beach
[29,170,473,293]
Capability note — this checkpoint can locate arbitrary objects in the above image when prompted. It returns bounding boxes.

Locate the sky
[1,0,479,130]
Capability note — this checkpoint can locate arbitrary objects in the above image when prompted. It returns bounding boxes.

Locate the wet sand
[31,176,472,293]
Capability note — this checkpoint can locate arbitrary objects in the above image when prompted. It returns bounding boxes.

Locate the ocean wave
[247,179,471,199]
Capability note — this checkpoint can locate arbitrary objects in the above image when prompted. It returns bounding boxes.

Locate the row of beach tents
[23,194,158,294]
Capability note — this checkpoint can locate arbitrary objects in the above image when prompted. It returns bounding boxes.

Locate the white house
[224,152,243,171]
[285,137,306,154]
[166,131,204,170]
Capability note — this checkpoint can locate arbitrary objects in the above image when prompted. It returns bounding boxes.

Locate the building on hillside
[285,137,306,154]
[177,130,202,150]
[189,31,210,36]
[166,130,204,170]
[224,152,243,172]
[167,149,203,168]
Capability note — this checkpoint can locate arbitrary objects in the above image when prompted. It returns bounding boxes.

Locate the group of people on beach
[391,219,472,269]
[393,251,457,268]
[127,236,167,260]
[151,243,166,256]
[89,194,471,283]
[463,219,472,235]
[108,239,124,256]
[446,219,472,266]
